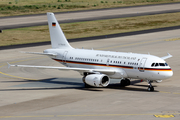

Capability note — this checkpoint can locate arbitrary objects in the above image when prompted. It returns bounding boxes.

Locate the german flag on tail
[52,22,56,27]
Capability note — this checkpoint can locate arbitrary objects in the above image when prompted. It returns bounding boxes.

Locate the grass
[1,12,180,46]
[0,0,180,16]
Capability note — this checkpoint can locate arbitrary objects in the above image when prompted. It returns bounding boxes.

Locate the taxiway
[0,3,180,29]
[0,29,180,120]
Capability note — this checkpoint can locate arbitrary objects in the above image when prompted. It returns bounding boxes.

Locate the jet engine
[83,74,110,87]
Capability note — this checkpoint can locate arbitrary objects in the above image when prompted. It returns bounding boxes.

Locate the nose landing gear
[147,80,154,91]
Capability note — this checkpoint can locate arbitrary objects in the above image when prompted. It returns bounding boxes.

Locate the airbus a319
[8,12,173,91]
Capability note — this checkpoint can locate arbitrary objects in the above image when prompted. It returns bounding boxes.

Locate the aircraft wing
[161,53,172,60]
[7,63,116,74]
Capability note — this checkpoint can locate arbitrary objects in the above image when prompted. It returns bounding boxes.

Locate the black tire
[126,79,131,86]
[120,80,126,87]
[121,79,131,87]
[147,86,154,91]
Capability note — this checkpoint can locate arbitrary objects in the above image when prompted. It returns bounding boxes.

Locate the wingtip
[167,52,172,57]
[7,62,11,69]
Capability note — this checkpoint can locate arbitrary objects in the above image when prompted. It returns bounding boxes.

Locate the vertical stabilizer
[47,12,73,49]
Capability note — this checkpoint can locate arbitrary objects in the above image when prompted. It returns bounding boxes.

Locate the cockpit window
[151,63,155,67]
[159,63,165,66]
[165,63,168,66]
[151,62,168,67]
[155,63,159,67]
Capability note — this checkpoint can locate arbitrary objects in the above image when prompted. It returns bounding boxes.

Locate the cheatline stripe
[144,68,172,71]
[53,59,172,71]
[53,58,133,69]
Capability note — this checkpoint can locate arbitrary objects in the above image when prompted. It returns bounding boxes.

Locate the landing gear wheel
[125,79,131,86]
[120,79,131,87]
[120,79,126,87]
[147,86,154,91]
[147,80,154,91]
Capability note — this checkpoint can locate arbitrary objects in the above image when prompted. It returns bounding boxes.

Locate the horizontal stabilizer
[20,51,57,57]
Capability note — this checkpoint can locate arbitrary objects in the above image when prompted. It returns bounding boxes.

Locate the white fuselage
[44,48,173,81]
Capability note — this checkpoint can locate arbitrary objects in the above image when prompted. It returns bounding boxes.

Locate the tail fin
[47,12,73,49]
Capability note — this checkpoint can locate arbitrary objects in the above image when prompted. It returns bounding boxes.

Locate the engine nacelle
[84,74,110,87]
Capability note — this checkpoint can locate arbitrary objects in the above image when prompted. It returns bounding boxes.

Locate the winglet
[7,62,11,69]
[161,53,173,60]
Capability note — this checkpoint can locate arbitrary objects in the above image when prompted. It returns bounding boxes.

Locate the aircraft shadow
[107,84,158,92]
[0,78,159,92]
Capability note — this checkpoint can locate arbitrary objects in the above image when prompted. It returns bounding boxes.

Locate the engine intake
[84,74,110,87]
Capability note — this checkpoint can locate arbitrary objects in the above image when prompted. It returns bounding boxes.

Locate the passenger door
[62,51,68,64]
[138,58,147,72]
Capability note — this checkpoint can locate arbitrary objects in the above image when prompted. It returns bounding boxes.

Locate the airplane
[8,12,173,91]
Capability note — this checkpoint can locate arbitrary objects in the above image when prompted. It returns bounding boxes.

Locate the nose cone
[164,69,173,79]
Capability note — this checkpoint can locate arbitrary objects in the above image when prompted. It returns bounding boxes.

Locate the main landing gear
[120,78,131,87]
[147,80,154,91]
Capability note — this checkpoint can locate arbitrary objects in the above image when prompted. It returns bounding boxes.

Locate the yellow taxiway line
[0,57,45,80]
[0,113,179,118]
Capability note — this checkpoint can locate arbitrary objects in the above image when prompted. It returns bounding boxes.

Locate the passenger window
[155,63,159,67]
[151,63,155,67]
